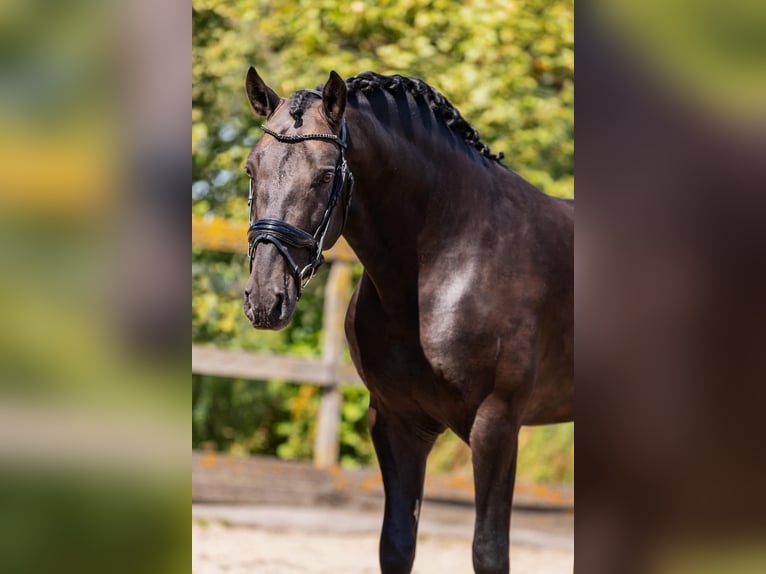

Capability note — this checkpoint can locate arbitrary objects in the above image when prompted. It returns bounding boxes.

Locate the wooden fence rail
[192,215,360,468]
[191,346,361,387]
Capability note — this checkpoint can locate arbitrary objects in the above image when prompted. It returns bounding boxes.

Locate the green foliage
[192,0,573,478]
[192,375,287,455]
[517,423,574,484]
[192,375,374,466]
[427,425,574,485]
[338,386,375,467]
[192,0,574,217]
[274,385,319,460]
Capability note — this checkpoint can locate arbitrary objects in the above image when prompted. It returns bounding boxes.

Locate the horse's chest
[419,324,495,385]
[348,272,498,430]
[418,287,497,386]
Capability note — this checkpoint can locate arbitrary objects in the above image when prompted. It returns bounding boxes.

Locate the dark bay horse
[242,68,573,574]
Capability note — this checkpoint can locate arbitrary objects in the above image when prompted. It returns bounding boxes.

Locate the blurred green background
[0,0,188,572]
[192,0,574,484]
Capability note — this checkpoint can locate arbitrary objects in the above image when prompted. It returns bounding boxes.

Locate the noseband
[247,113,354,299]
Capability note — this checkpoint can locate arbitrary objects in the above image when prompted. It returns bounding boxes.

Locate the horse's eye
[319,171,333,185]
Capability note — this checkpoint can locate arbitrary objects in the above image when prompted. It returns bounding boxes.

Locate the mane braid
[343,72,505,163]
[288,90,321,123]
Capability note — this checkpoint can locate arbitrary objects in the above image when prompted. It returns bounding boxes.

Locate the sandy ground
[192,503,573,573]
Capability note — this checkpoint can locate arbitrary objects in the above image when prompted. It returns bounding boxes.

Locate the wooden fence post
[314,261,353,468]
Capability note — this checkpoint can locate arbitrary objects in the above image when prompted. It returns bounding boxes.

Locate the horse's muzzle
[243,289,288,329]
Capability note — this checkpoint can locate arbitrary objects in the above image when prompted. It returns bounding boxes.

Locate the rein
[247,116,354,299]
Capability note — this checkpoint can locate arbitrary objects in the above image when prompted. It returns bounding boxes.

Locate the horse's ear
[245,66,281,117]
[322,70,347,126]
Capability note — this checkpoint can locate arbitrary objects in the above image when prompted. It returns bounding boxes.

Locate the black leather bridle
[247,113,354,299]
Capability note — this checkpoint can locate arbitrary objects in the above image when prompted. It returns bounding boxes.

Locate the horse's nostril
[270,293,284,321]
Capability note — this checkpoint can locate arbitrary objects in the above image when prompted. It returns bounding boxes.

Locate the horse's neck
[342,107,492,308]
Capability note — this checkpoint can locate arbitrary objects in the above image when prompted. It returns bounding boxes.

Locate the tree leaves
[192,0,573,216]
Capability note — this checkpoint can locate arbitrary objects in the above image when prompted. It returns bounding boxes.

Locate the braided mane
[287,90,321,128]
[286,72,505,163]
[345,72,504,163]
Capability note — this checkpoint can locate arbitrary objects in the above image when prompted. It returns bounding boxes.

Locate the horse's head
[242,67,352,329]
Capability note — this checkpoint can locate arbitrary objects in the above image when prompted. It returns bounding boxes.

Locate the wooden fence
[192,215,362,468]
